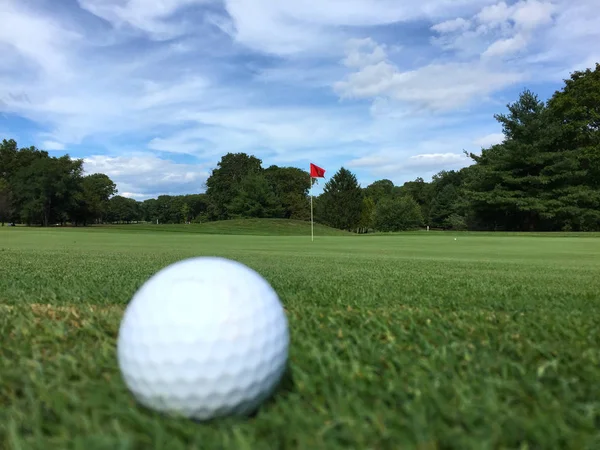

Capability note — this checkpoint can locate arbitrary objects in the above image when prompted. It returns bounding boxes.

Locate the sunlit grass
[1,225,599,449]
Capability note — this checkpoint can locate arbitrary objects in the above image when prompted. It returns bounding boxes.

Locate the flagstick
[309,173,314,242]
[310,192,314,242]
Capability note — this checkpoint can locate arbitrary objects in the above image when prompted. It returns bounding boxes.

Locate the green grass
[40,218,352,236]
[1,224,600,449]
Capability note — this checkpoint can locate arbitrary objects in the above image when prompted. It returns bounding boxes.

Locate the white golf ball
[116,256,289,421]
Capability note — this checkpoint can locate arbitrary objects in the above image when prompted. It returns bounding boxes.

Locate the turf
[1,225,599,449]
[59,218,352,236]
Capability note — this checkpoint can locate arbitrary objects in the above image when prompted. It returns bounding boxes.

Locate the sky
[1,0,598,200]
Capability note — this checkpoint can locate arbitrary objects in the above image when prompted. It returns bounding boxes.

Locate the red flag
[310,163,325,178]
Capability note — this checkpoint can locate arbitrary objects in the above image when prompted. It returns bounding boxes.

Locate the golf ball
[116,256,289,421]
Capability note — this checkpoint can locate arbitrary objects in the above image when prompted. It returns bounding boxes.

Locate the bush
[374,196,423,232]
[446,213,467,230]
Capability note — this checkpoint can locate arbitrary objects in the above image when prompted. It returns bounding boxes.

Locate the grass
[37,218,352,236]
[1,223,600,449]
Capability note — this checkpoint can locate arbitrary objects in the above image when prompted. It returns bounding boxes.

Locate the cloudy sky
[1,0,598,199]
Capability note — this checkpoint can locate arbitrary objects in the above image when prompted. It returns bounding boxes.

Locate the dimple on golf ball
[116,256,289,421]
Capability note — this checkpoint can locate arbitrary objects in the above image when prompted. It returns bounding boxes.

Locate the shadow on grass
[248,362,296,419]
[126,363,296,427]
[181,363,296,424]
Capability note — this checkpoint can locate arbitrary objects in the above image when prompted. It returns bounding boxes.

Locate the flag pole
[309,163,325,242]
[309,171,314,242]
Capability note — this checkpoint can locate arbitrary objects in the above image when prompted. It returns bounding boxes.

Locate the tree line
[1,63,598,231]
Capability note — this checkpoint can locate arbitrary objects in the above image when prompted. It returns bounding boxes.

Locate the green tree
[545,63,600,230]
[430,170,464,193]
[106,196,141,223]
[1,143,47,224]
[264,165,310,219]
[80,173,118,224]
[205,152,263,220]
[0,139,19,181]
[396,177,434,220]
[141,198,158,223]
[429,184,460,228]
[358,196,375,233]
[374,196,423,232]
[464,90,557,230]
[0,178,12,225]
[155,195,180,224]
[0,139,18,225]
[227,172,282,218]
[315,167,363,231]
[183,194,209,221]
[10,153,84,226]
[364,179,394,205]
[462,76,600,231]
[446,213,468,231]
[181,203,191,223]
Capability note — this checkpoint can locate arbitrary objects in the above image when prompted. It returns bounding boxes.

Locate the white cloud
[407,152,469,168]
[474,132,504,147]
[253,62,345,88]
[223,0,496,56]
[0,1,80,80]
[155,106,374,159]
[346,154,392,168]
[431,17,471,33]
[83,154,210,198]
[334,58,524,111]
[431,0,559,60]
[482,33,527,58]
[474,0,556,30]
[76,0,213,40]
[344,132,485,183]
[348,150,471,179]
[511,0,556,30]
[120,192,149,199]
[41,140,65,151]
[342,38,389,68]
[476,2,513,25]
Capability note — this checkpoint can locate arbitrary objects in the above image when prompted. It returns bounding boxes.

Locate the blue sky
[1,0,598,199]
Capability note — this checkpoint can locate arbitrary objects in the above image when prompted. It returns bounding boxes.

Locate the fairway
[1,226,600,449]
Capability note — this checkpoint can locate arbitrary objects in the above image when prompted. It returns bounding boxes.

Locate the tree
[462,76,600,231]
[358,196,375,233]
[155,195,181,224]
[429,184,460,229]
[80,173,118,224]
[0,139,18,225]
[181,203,191,223]
[396,177,434,221]
[0,139,19,181]
[545,63,600,230]
[227,172,282,218]
[464,90,557,230]
[0,178,12,225]
[446,213,468,231]
[184,194,209,221]
[374,196,423,232]
[364,179,394,205]
[264,165,310,219]
[205,152,263,220]
[315,167,363,231]
[141,198,158,223]
[10,153,84,226]
[430,170,464,193]
[106,196,141,223]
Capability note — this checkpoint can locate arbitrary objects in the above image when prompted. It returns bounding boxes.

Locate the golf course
[1,221,599,449]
